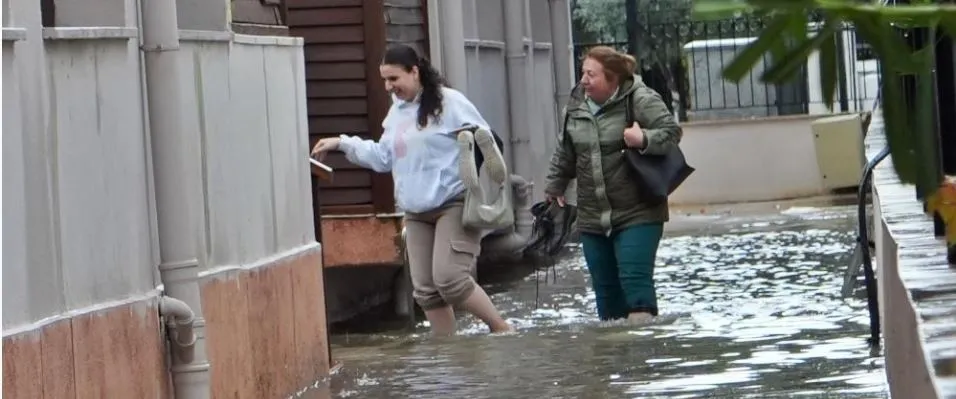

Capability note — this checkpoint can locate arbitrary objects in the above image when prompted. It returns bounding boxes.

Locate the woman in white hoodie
[311,44,513,335]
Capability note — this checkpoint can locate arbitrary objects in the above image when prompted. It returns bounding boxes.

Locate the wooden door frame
[362,0,395,214]
[421,0,432,60]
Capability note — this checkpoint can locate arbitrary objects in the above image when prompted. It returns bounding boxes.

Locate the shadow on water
[316,206,889,398]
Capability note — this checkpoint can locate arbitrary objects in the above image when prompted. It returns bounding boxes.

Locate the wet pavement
[317,205,888,398]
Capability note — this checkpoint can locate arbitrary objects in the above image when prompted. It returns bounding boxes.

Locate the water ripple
[327,207,888,398]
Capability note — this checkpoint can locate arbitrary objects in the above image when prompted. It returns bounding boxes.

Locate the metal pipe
[858,145,888,348]
[396,226,417,327]
[502,0,536,205]
[625,0,638,58]
[519,0,538,228]
[548,0,574,113]
[426,0,443,71]
[438,0,468,92]
[140,0,212,396]
[159,296,197,363]
[854,87,884,349]
[547,0,578,205]
[502,0,533,181]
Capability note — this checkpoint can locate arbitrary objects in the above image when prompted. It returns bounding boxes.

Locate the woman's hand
[623,122,646,149]
[310,137,341,160]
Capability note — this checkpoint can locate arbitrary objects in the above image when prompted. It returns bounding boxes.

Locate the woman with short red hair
[545,46,683,324]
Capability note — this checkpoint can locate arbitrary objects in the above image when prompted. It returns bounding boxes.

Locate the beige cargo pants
[404,199,482,310]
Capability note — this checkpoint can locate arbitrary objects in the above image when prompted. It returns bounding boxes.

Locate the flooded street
[324,206,888,398]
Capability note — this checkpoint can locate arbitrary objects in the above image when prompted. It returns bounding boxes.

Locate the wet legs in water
[461,285,514,333]
[424,286,513,336]
[581,223,664,323]
[423,306,456,336]
[405,202,513,336]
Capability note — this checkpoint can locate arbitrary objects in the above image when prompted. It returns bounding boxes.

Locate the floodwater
[316,206,888,398]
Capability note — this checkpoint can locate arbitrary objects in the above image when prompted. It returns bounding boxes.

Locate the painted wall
[2,0,328,396]
[1,26,315,332]
[432,0,863,208]
[669,114,858,205]
[869,112,952,399]
[436,0,563,205]
[176,32,317,275]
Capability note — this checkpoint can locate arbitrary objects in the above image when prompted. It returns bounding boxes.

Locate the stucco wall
[2,27,315,330]
[2,0,327,395]
[670,114,849,206]
[456,0,561,205]
[175,32,316,274]
[437,0,855,208]
[870,111,955,399]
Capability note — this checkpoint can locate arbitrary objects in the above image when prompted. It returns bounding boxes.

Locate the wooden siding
[384,0,428,54]
[232,0,290,36]
[288,0,394,216]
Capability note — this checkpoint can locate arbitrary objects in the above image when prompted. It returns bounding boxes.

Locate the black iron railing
[572,17,881,122]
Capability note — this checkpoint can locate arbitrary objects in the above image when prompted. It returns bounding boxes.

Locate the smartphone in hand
[309,156,334,182]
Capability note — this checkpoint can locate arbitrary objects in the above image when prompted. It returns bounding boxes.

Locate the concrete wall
[435,0,862,208]
[669,114,858,206]
[869,112,956,398]
[439,0,563,205]
[1,0,328,396]
[177,31,317,272]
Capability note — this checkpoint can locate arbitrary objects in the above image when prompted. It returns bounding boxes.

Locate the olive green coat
[545,76,683,235]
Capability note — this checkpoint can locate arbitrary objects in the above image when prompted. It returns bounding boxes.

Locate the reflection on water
[322,207,888,398]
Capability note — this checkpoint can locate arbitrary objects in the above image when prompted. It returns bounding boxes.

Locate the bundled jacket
[545,75,682,236]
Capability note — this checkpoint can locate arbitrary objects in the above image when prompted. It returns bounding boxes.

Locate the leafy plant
[693,0,956,245]
[573,0,693,47]
[573,0,629,42]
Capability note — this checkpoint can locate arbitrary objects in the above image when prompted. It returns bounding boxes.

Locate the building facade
[2,0,329,397]
[292,0,576,322]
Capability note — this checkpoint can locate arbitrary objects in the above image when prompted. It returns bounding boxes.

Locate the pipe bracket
[140,43,181,53]
[170,362,211,374]
[158,258,201,272]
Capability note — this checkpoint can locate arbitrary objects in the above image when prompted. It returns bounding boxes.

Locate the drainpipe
[503,0,535,231]
[549,0,574,112]
[548,0,577,205]
[159,296,198,364]
[503,0,532,182]
[426,0,443,71]
[141,0,212,397]
[438,0,468,93]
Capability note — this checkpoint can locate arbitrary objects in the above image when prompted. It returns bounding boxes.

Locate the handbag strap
[560,84,577,141]
[624,88,636,127]
[562,112,569,139]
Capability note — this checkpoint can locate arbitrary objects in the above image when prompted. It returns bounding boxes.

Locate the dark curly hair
[382,44,446,129]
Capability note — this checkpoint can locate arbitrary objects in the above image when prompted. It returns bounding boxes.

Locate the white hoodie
[337,87,491,213]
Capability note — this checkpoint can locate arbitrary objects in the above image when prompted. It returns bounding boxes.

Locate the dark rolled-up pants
[580,222,664,320]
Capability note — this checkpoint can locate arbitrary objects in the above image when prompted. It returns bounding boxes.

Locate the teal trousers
[580,223,664,320]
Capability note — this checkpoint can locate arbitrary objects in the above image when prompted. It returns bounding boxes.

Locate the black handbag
[621,90,694,205]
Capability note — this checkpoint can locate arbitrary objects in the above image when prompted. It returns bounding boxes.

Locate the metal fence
[572,17,882,122]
